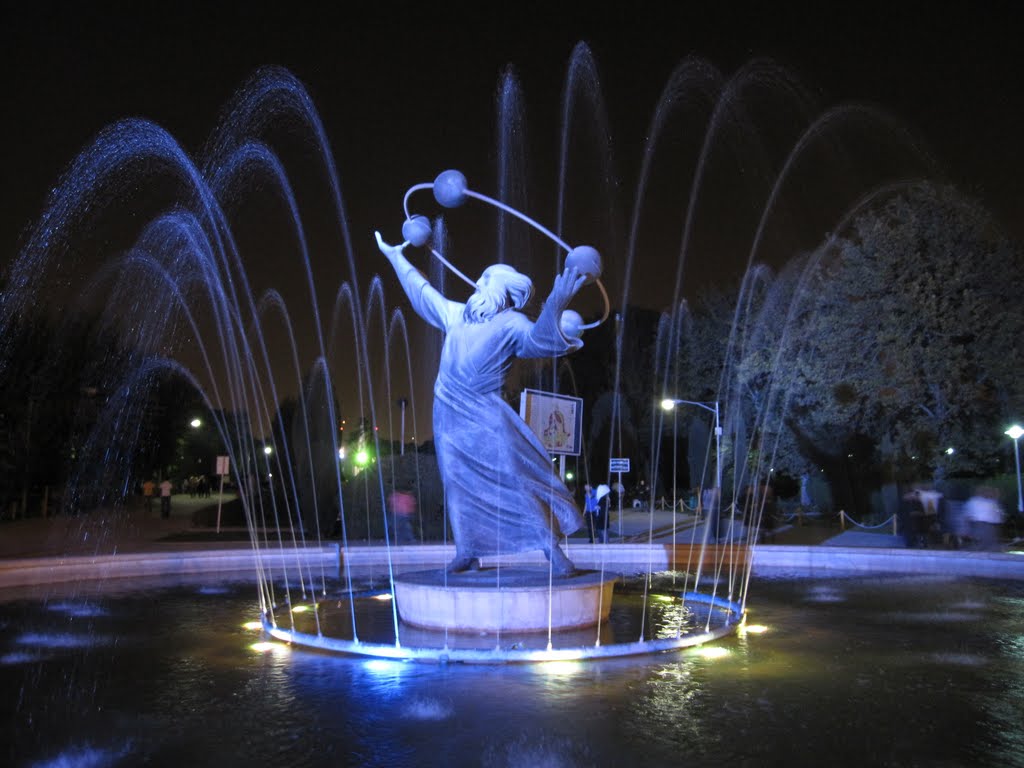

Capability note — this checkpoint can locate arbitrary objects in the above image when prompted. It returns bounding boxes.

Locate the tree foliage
[677,183,1024,506]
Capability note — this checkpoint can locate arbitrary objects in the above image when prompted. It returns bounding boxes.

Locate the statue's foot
[447,556,481,573]
[545,545,577,578]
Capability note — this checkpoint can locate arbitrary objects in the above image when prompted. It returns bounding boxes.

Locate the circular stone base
[393,568,618,633]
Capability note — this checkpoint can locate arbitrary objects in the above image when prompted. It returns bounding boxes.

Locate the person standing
[583,484,599,542]
[159,478,173,519]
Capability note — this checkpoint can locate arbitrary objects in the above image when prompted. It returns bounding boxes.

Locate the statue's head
[464,264,533,323]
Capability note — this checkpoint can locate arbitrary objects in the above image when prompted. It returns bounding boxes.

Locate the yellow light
[242,621,263,631]
[290,605,311,613]
[661,398,676,411]
[539,660,583,675]
[372,593,393,601]
[250,641,288,653]
[190,418,202,428]
[741,624,768,634]
[695,646,729,659]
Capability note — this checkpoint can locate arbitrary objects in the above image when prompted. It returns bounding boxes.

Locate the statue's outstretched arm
[375,231,459,331]
[527,264,587,355]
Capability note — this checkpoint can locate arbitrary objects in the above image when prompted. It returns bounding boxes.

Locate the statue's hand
[374,231,406,262]
[549,265,587,310]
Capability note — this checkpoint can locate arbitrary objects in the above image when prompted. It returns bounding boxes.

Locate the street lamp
[397,398,408,456]
[1006,424,1023,514]
[661,398,722,522]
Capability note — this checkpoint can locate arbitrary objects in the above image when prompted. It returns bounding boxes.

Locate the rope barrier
[838,509,896,531]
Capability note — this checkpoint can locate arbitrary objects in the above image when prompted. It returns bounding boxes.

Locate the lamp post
[660,398,722,518]
[398,398,408,456]
[1006,424,1024,514]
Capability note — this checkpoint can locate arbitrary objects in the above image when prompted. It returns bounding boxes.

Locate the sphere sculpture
[401,214,432,247]
[399,169,609,329]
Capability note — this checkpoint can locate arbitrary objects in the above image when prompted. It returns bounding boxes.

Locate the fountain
[0,42,938,667]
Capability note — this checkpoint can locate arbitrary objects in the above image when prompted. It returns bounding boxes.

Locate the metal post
[399,398,408,456]
[1015,437,1023,514]
[216,473,225,534]
[671,405,677,521]
[617,470,623,538]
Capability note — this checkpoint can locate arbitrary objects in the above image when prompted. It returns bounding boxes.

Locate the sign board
[215,455,230,476]
[609,457,630,473]
[519,389,583,456]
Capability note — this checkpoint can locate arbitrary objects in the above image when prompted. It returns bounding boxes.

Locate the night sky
[5,4,1022,256]
[3,2,1022,427]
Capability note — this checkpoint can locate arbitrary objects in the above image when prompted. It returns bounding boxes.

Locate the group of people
[904,484,1008,550]
[182,475,211,498]
[141,477,174,518]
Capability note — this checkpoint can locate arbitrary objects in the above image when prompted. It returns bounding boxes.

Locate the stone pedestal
[393,568,617,633]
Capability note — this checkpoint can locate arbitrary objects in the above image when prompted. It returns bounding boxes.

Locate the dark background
[3,2,1022,431]
[4,2,1022,263]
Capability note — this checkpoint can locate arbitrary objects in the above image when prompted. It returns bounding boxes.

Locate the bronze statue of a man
[376,232,585,575]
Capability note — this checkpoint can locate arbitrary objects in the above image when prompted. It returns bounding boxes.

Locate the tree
[782,183,1024,485]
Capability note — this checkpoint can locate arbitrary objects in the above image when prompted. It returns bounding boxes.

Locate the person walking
[159,478,173,519]
[964,485,1004,551]
[388,488,418,544]
[142,478,156,514]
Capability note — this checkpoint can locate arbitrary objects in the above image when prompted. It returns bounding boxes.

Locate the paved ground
[0,495,869,560]
[0,494,253,559]
[5,493,1015,562]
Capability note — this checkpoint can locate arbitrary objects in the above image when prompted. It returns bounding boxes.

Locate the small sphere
[433,169,469,208]
[560,309,585,339]
[565,245,602,284]
[402,215,432,247]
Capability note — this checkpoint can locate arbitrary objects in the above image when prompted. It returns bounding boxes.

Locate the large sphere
[559,310,585,340]
[402,215,432,247]
[433,169,469,208]
[565,245,602,284]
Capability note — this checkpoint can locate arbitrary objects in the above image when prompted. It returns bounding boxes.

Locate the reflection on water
[1,572,1023,766]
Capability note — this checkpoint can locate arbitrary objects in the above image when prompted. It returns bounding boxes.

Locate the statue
[375,231,586,575]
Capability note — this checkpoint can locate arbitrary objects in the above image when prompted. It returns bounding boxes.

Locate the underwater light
[372,593,393,601]
[250,641,288,653]
[741,624,768,635]
[538,660,583,675]
[364,659,404,673]
[290,605,311,613]
[242,621,263,631]
[696,646,729,659]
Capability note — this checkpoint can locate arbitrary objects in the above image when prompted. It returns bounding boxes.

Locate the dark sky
[3,2,1022,430]
[4,3,1023,284]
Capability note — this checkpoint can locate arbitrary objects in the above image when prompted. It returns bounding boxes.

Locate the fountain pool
[3,570,1023,767]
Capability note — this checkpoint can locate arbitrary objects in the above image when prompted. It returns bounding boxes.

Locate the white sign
[216,455,230,476]
[609,458,630,473]
[519,389,583,456]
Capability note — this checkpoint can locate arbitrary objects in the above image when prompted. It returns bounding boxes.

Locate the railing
[837,509,898,535]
